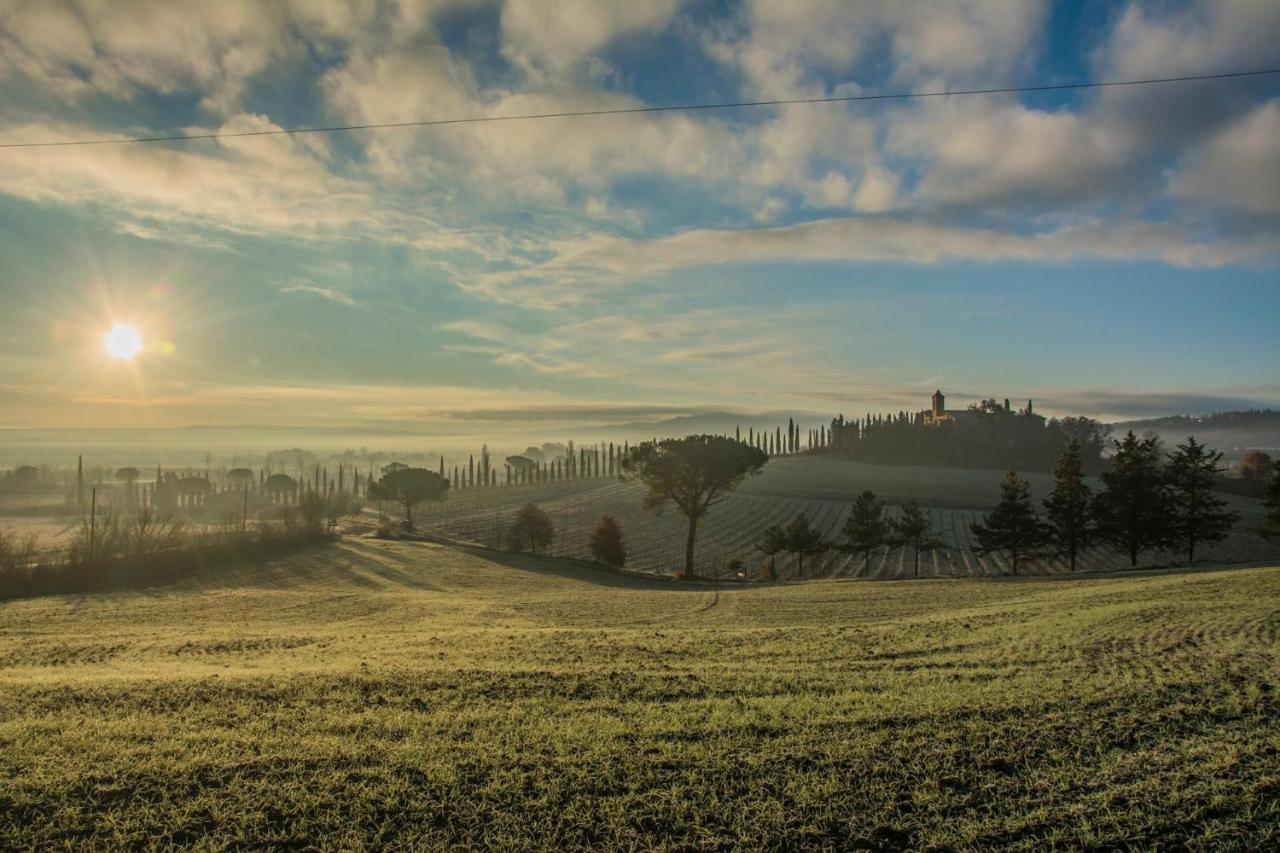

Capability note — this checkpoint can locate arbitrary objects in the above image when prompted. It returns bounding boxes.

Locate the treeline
[0,501,335,599]
[760,433,1280,577]
[820,409,1112,473]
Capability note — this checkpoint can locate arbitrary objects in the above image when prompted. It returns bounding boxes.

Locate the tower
[931,389,945,417]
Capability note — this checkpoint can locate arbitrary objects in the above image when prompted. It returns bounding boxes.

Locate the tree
[1165,436,1238,563]
[1043,439,1093,572]
[589,515,626,568]
[115,467,141,506]
[367,467,448,530]
[888,500,948,577]
[621,435,768,579]
[1054,416,1111,471]
[840,490,888,577]
[755,524,786,581]
[508,503,554,555]
[970,471,1050,574]
[778,513,830,579]
[1093,431,1168,568]
[1263,461,1280,539]
[1239,449,1274,482]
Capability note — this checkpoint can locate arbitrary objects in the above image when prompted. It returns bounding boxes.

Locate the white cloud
[280,282,360,306]
[465,215,1275,305]
[1167,99,1280,214]
[500,0,678,76]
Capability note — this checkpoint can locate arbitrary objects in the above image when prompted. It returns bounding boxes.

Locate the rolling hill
[1,540,1276,848]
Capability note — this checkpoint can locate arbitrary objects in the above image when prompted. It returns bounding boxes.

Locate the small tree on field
[1239,449,1273,482]
[589,515,626,568]
[1262,461,1280,539]
[840,490,888,577]
[508,503,554,555]
[1093,431,1168,567]
[970,471,1050,574]
[367,467,448,530]
[622,435,768,579]
[778,513,830,579]
[1043,438,1093,572]
[755,524,786,581]
[1165,436,1238,563]
[888,500,948,577]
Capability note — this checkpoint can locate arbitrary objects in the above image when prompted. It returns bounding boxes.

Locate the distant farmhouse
[920,390,1045,428]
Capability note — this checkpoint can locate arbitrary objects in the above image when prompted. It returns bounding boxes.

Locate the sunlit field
[1,539,1276,848]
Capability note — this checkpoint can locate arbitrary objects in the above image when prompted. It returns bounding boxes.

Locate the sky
[0,0,1278,453]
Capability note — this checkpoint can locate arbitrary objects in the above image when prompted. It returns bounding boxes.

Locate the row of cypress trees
[764,431,1263,579]
[971,432,1240,570]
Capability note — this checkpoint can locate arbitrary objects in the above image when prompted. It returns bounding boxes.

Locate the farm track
[382,474,1280,581]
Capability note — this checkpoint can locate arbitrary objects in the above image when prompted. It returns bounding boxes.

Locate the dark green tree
[970,471,1050,574]
[1262,461,1280,539]
[1165,436,1238,562]
[367,467,448,530]
[778,513,830,579]
[1093,431,1168,567]
[622,435,768,579]
[840,490,888,577]
[589,514,626,568]
[1042,439,1093,571]
[888,500,948,577]
[508,503,554,555]
[755,524,786,581]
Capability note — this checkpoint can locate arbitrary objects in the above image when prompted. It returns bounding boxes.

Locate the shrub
[0,528,39,582]
[297,491,327,536]
[589,515,626,568]
[507,504,554,555]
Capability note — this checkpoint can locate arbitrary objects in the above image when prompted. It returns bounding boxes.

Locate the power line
[2,68,1277,150]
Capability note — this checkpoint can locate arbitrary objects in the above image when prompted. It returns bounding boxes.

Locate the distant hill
[1110,410,1280,458]
[594,410,828,439]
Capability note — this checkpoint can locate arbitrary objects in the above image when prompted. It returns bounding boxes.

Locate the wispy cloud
[279,281,359,306]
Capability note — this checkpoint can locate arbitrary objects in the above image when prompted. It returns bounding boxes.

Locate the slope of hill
[1111,410,1280,458]
[1,541,1276,848]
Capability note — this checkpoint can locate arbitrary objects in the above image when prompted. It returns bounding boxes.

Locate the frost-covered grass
[1,539,1276,848]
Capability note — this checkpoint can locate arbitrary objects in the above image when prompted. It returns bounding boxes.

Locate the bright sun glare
[103,323,143,360]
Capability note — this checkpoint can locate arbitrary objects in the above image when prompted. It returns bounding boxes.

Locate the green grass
[1,539,1277,849]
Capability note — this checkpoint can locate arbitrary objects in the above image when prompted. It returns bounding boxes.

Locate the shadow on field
[448,543,696,591]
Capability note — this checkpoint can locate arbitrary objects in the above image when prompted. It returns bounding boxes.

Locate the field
[1,539,1276,848]
[392,456,1280,578]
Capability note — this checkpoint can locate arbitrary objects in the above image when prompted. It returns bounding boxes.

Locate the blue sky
[0,0,1277,442]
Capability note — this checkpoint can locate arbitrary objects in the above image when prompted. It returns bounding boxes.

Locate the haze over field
[3,3,1280,848]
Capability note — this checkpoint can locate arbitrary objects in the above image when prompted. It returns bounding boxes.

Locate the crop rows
[390,479,1280,579]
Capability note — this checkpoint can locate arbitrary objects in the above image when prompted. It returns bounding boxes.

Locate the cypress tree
[778,513,829,579]
[840,490,889,577]
[888,500,948,577]
[1043,438,1093,571]
[1093,431,1168,567]
[1165,436,1238,562]
[970,471,1050,574]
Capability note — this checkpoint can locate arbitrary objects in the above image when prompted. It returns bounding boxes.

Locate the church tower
[931,389,945,417]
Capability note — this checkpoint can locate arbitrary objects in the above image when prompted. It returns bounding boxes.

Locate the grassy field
[1,539,1277,848]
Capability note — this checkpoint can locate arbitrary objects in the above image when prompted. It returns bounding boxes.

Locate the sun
[103,323,143,360]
